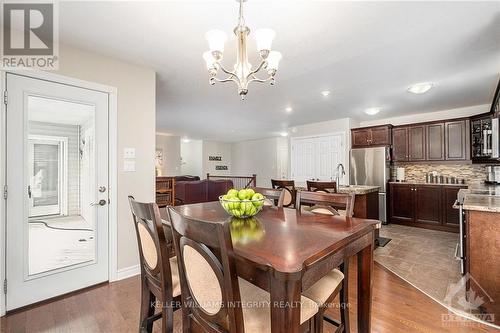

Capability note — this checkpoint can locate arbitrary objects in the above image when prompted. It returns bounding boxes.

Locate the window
[28,135,68,217]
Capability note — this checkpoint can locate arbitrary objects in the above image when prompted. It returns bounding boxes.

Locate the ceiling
[58,1,500,142]
[29,96,94,125]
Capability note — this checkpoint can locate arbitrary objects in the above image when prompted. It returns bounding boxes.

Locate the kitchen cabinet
[388,184,414,223]
[351,125,392,148]
[392,127,409,161]
[408,125,426,161]
[392,119,469,163]
[445,120,469,160]
[426,123,445,160]
[414,185,441,225]
[389,183,466,232]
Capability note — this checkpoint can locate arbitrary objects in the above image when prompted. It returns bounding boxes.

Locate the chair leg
[314,309,325,333]
[161,306,174,333]
[140,287,155,333]
[339,262,350,333]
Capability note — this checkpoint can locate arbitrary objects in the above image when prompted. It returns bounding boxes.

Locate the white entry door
[5,73,109,310]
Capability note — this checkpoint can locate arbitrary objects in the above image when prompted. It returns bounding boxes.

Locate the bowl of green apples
[219,188,265,218]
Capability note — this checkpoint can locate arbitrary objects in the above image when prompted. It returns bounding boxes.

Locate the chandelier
[203,0,282,100]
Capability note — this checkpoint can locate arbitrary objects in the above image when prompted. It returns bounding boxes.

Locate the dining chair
[296,191,355,217]
[128,196,182,333]
[271,179,296,207]
[306,180,338,193]
[296,191,355,333]
[167,207,319,333]
[249,186,285,207]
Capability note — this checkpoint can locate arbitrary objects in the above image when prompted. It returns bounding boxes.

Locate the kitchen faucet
[335,163,345,185]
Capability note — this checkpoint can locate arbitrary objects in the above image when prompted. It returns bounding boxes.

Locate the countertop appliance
[350,146,390,224]
[486,165,500,184]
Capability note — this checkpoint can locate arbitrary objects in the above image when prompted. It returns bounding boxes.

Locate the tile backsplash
[391,163,488,184]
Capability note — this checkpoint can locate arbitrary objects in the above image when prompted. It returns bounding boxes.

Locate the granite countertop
[337,185,380,195]
[295,185,380,195]
[460,183,500,213]
[388,181,467,187]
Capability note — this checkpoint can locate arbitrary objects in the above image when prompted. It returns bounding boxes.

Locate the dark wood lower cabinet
[389,184,414,223]
[389,183,466,232]
[414,185,442,225]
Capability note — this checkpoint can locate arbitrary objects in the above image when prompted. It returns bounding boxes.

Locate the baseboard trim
[114,264,140,281]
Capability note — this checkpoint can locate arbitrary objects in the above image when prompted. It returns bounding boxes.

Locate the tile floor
[375,224,497,327]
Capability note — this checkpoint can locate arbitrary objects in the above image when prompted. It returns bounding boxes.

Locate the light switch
[123,160,136,172]
[123,148,136,159]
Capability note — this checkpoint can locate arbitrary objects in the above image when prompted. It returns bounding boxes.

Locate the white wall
[288,117,357,183]
[202,141,232,176]
[181,140,203,177]
[359,104,488,127]
[156,134,181,176]
[55,44,157,271]
[231,137,287,187]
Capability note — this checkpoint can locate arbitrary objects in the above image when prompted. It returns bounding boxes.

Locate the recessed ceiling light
[365,107,381,115]
[407,82,434,94]
[321,90,331,97]
[280,132,289,137]
[285,106,293,113]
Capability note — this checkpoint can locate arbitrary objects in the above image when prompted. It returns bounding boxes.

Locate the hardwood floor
[1,262,497,333]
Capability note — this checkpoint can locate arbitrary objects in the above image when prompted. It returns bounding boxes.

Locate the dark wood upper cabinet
[392,127,408,161]
[351,125,392,148]
[426,123,445,160]
[408,125,426,161]
[370,126,392,145]
[352,129,371,147]
[445,120,469,160]
[414,185,442,225]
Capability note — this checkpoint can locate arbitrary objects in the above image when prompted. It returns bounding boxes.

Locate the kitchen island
[460,184,500,326]
[337,185,380,219]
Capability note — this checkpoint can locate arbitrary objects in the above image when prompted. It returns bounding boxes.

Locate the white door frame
[0,70,119,316]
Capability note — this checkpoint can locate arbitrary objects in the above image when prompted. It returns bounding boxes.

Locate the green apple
[228,198,240,210]
[246,188,255,199]
[252,193,264,208]
[227,189,238,198]
[238,189,248,200]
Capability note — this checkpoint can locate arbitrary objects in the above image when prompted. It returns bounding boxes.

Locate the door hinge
[3,279,6,294]
[3,90,7,105]
[3,185,7,199]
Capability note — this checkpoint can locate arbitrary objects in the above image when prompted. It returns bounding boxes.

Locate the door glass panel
[33,143,60,207]
[27,95,96,276]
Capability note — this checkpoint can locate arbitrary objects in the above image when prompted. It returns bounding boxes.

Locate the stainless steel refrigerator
[350,147,390,223]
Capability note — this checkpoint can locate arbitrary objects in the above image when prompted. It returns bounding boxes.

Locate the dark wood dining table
[164,202,380,333]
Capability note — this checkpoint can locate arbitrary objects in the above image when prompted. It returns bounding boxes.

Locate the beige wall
[57,44,156,270]
[156,134,181,176]
[203,141,232,176]
[231,137,287,187]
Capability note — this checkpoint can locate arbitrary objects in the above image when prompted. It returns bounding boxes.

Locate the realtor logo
[1,2,59,69]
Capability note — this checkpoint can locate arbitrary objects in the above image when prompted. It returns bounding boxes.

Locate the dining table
[164,202,381,333]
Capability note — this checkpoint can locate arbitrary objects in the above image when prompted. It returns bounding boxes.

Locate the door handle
[28,186,32,198]
[91,199,107,206]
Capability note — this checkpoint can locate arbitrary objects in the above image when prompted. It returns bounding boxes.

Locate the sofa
[175,179,233,205]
